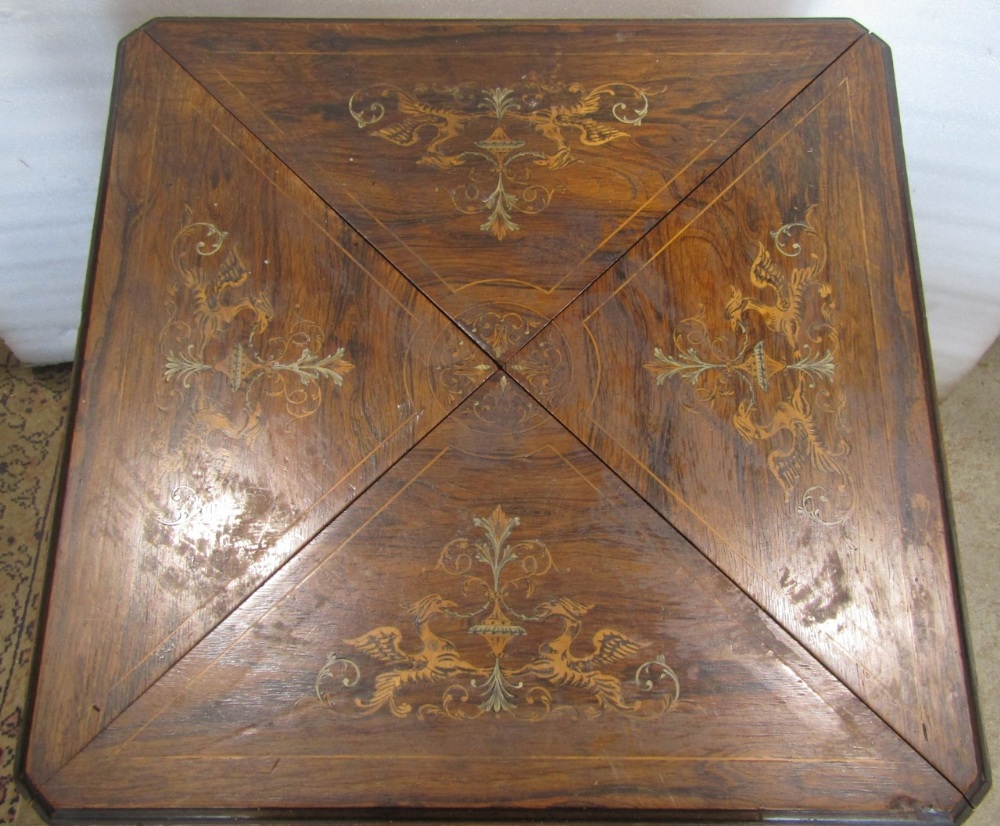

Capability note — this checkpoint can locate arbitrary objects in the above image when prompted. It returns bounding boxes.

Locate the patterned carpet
[0,342,70,823]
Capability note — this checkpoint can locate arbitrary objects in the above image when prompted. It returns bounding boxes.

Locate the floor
[938,333,1000,823]
[1,331,997,824]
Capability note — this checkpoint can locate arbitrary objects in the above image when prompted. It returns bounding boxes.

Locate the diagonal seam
[503,24,868,368]
[39,370,497,796]
[142,24,480,345]
[507,32,979,809]
[30,30,497,789]
[506,366,971,814]
[53,363,966,818]
[147,18,867,368]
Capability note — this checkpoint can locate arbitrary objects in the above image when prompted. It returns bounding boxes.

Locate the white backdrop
[2,0,998,394]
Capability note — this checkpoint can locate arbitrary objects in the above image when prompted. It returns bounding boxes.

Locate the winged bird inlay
[348,82,654,239]
[645,208,853,525]
[316,506,679,720]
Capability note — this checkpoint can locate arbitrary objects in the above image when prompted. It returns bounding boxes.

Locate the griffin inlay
[645,209,853,525]
[316,505,679,720]
[348,82,654,239]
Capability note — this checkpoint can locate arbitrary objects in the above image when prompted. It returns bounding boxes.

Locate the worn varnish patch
[23,19,985,825]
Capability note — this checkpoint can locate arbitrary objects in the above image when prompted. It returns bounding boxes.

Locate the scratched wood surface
[38,377,965,821]
[144,19,864,360]
[24,32,493,787]
[511,33,985,799]
[22,19,985,826]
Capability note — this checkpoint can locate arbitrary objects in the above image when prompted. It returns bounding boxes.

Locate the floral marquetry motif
[428,323,494,408]
[509,324,571,409]
[49,371,964,818]
[316,506,679,720]
[456,302,548,360]
[142,19,887,361]
[24,28,494,797]
[509,28,984,809]
[644,210,853,525]
[158,216,354,443]
[348,82,654,239]
[25,19,985,826]
[453,375,546,436]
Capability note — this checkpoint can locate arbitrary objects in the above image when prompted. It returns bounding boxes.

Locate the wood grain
[40,376,963,821]
[144,19,864,360]
[511,33,985,798]
[22,20,985,825]
[25,31,493,785]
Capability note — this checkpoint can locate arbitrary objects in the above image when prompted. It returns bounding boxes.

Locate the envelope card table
[21,18,988,825]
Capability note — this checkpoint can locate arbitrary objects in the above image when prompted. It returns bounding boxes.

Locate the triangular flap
[26,32,493,783]
[144,19,865,360]
[511,34,983,796]
[40,378,962,821]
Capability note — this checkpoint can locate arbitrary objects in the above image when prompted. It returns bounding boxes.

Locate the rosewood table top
[21,18,988,825]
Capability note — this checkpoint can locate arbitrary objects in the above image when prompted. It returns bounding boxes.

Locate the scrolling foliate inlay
[147,215,353,579]
[348,81,654,239]
[644,210,854,525]
[428,324,493,409]
[316,506,679,721]
[456,375,545,436]
[509,325,571,409]
[157,216,354,443]
[457,302,547,359]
